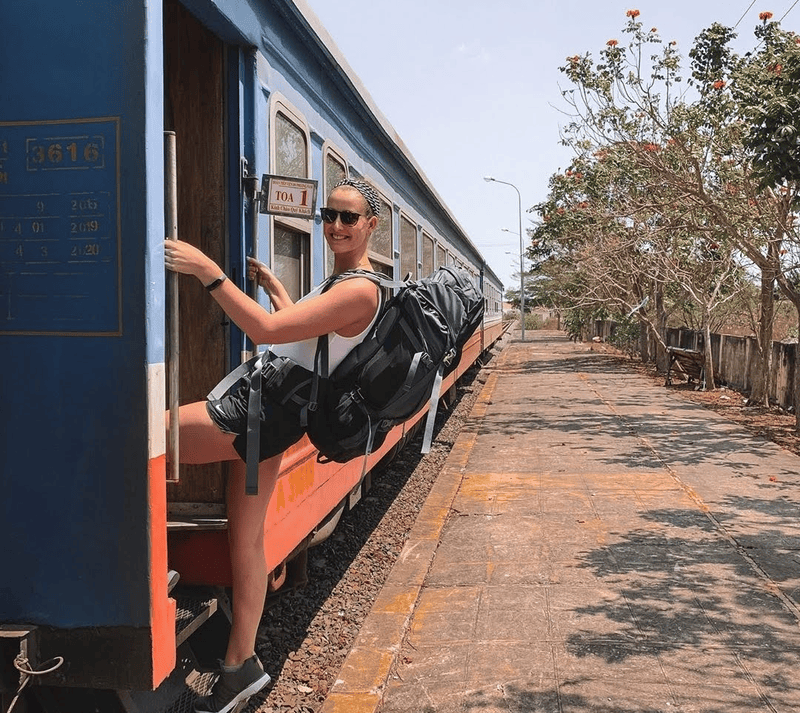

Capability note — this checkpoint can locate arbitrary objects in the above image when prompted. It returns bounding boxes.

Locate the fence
[595,321,798,410]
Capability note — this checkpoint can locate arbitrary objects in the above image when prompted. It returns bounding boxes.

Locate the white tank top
[270,277,381,372]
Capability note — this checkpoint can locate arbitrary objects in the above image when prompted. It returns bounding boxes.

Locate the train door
[164,0,230,509]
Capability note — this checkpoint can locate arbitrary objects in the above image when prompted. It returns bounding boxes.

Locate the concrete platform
[321,331,800,713]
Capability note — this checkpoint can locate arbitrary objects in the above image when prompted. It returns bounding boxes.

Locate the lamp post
[484,176,525,341]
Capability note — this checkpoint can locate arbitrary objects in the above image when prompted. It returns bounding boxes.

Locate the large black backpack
[210,265,484,493]
[304,266,484,464]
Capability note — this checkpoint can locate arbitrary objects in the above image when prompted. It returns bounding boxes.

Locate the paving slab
[322,332,800,713]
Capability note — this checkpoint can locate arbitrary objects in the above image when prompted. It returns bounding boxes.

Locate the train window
[324,149,347,275]
[271,101,312,296]
[422,232,434,278]
[325,152,347,194]
[436,244,447,269]
[400,215,417,280]
[275,112,308,177]
[274,223,310,302]
[369,194,394,278]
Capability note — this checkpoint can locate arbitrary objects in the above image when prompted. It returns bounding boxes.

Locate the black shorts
[206,353,311,462]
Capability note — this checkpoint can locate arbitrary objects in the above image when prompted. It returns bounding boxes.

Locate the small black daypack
[304,266,484,464]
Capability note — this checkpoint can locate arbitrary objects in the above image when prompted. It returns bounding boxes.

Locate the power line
[734,0,758,28]
[735,0,800,55]
[779,0,800,22]
[735,0,798,32]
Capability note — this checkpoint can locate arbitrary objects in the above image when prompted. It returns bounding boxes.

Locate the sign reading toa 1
[260,174,317,218]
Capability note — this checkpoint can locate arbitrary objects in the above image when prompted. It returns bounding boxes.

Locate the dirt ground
[602,345,800,459]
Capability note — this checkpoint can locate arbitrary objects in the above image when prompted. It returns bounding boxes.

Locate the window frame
[368,191,395,277]
[436,243,447,270]
[421,231,434,278]
[269,97,313,296]
[399,212,418,281]
[322,143,348,276]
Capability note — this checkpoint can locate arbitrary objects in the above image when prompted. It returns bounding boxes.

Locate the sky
[303,0,798,291]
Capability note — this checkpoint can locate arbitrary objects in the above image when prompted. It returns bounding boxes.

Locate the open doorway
[164,0,229,509]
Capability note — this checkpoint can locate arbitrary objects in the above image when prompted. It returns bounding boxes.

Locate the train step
[118,641,217,713]
[174,593,217,648]
[118,590,231,713]
[167,516,227,532]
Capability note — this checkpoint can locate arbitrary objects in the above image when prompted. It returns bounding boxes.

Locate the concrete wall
[664,328,796,410]
[594,321,797,409]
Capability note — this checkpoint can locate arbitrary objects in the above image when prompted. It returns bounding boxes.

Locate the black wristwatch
[205,275,227,292]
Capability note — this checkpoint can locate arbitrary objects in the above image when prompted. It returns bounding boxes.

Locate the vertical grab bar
[246,173,260,304]
[165,131,180,482]
[245,48,260,361]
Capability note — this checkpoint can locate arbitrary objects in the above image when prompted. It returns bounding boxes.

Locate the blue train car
[0,0,505,706]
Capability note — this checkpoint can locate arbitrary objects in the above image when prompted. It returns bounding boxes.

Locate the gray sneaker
[193,655,271,713]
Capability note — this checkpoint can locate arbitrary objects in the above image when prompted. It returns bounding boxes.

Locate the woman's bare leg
[167,401,280,665]
[224,454,282,666]
[166,402,240,464]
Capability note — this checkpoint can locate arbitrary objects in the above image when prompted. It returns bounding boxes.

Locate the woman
[164,179,382,713]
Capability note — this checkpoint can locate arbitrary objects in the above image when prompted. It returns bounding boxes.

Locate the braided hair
[334,179,381,218]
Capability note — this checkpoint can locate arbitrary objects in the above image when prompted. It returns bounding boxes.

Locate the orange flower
[759,11,773,21]
[607,39,619,47]
[713,79,726,90]
[626,9,640,18]
[567,55,581,64]
[651,27,658,33]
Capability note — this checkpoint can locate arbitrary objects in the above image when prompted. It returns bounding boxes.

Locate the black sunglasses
[321,207,363,226]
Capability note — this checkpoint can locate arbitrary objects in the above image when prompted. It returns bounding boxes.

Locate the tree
[540,10,799,406]
[688,16,800,408]
[728,15,800,418]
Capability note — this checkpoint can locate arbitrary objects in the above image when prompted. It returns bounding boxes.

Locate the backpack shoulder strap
[304,270,391,422]
[321,269,406,294]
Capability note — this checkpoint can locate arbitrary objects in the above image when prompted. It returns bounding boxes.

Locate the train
[0,0,506,709]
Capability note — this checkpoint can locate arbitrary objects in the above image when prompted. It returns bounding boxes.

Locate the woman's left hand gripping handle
[164,239,221,286]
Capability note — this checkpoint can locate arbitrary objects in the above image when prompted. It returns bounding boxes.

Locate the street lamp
[484,176,525,341]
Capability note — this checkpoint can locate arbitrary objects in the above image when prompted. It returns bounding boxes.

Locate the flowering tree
[533,143,746,385]
[538,10,799,409]
[687,16,800,405]
[727,15,800,414]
